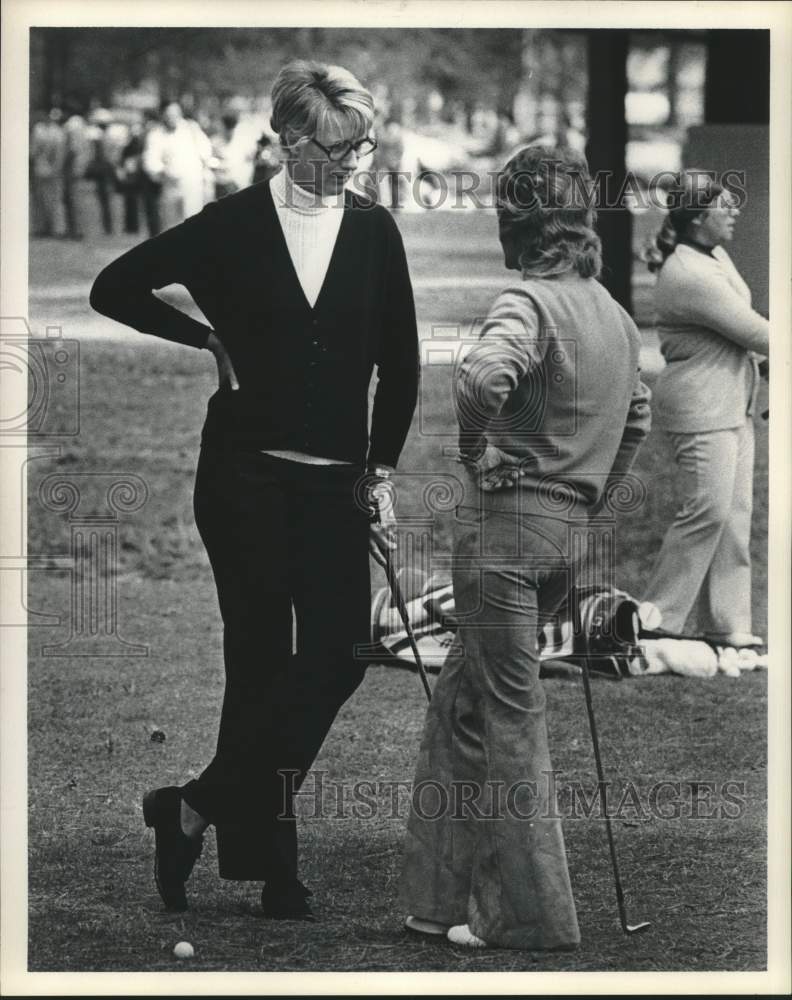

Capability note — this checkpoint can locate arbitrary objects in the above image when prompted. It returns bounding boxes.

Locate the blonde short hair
[270,60,375,148]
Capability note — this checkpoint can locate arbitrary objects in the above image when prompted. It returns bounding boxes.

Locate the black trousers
[62,174,83,238]
[141,178,162,237]
[181,446,371,883]
[94,175,114,235]
[123,189,140,233]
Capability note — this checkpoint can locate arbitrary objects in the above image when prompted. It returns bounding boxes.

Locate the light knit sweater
[653,243,769,432]
[455,273,651,512]
[265,167,348,466]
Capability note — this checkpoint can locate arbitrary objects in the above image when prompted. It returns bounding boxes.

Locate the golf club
[369,482,432,702]
[579,654,651,934]
[640,625,765,653]
[574,597,651,934]
[384,552,433,702]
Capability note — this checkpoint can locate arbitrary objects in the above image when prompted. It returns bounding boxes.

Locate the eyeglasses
[306,135,378,162]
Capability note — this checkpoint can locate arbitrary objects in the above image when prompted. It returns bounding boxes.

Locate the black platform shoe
[142,786,204,912]
[260,880,316,922]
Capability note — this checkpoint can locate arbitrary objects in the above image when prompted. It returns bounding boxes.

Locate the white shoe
[404,915,450,936]
[447,923,488,948]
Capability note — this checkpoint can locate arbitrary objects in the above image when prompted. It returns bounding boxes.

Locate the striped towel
[372,576,661,678]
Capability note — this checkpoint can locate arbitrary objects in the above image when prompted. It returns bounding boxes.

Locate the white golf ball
[173,941,194,959]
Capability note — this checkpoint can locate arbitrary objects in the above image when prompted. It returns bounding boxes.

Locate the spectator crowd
[29,101,283,240]
[30,96,530,239]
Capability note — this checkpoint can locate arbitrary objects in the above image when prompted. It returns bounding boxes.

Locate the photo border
[2,1,790,995]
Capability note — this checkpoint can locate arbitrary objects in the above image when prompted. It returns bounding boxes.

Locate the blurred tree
[419,29,525,122]
[30,27,528,125]
[515,31,588,142]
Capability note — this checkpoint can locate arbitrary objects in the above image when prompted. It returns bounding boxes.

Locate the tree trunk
[705,30,769,124]
[666,40,678,127]
[586,30,632,314]
[494,29,525,121]
[42,29,71,108]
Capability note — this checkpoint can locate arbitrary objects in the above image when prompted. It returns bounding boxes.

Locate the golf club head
[624,920,651,934]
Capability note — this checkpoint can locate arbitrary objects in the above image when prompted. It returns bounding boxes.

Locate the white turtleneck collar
[268,165,345,312]
[270,166,344,214]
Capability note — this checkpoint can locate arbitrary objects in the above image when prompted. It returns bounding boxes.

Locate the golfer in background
[399,146,651,949]
[91,61,419,920]
[643,172,769,647]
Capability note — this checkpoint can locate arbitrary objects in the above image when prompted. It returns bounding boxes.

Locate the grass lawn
[25,207,768,973]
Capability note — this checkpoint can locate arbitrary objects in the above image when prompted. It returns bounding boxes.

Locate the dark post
[705,30,770,124]
[689,29,771,314]
[586,30,632,314]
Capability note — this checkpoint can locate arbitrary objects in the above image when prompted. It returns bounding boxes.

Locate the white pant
[160,175,205,229]
[644,419,755,635]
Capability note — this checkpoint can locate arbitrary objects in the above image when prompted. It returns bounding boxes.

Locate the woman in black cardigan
[90,61,419,920]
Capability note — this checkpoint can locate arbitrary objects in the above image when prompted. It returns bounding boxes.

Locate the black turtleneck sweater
[89,181,419,469]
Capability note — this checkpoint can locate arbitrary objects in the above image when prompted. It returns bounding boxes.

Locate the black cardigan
[89,180,420,469]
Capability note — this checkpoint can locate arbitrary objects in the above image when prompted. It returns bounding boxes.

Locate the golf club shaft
[579,655,631,933]
[384,555,432,702]
[369,488,431,700]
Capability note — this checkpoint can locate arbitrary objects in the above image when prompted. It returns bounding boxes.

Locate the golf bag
[371,572,659,680]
